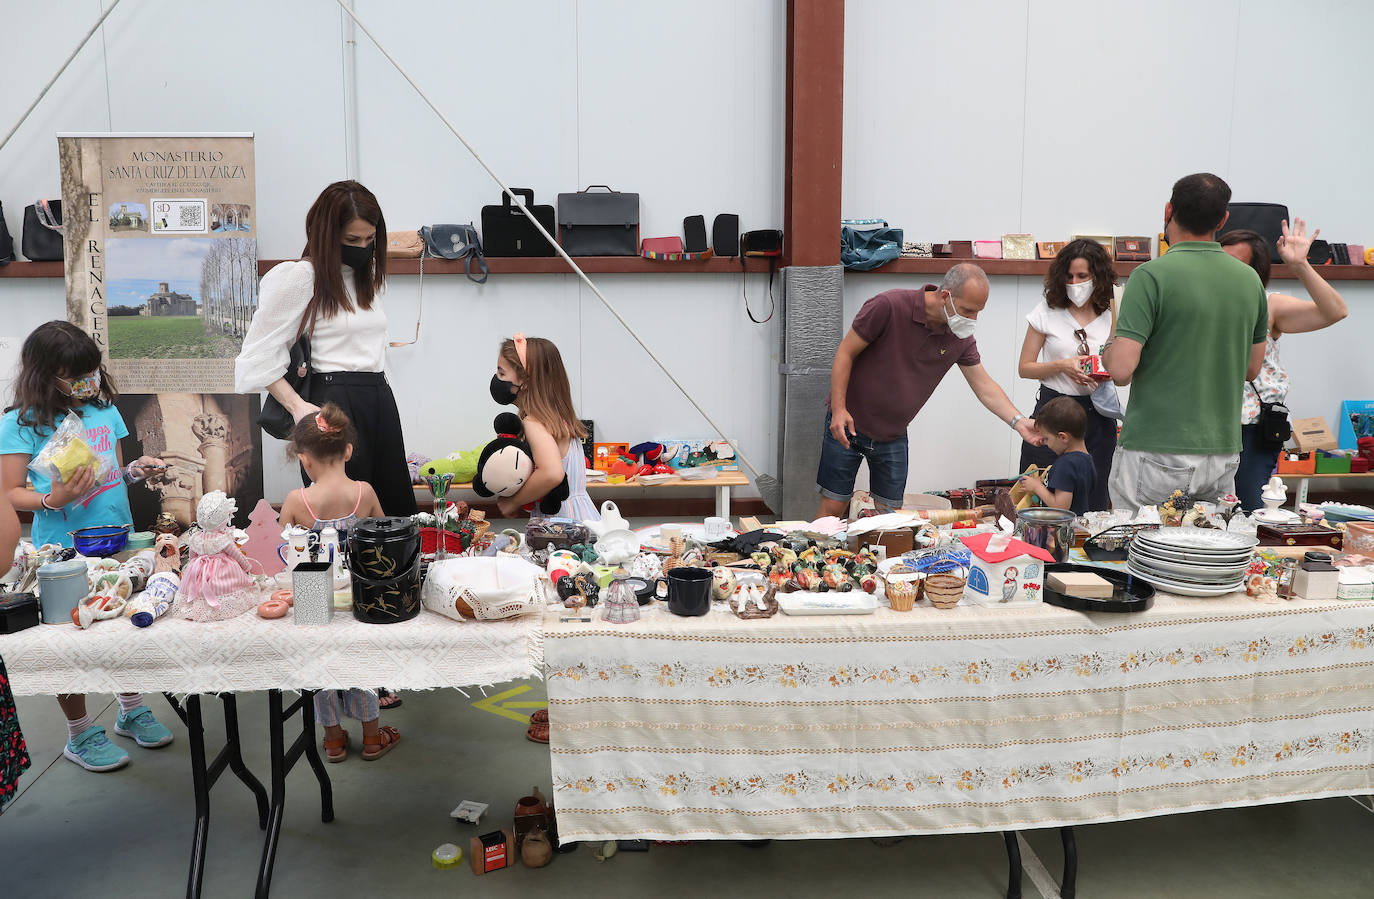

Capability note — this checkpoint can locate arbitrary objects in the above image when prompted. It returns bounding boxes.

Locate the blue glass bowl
[69,525,131,557]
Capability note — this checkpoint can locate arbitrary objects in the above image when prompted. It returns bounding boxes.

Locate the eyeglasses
[1073,328,1091,357]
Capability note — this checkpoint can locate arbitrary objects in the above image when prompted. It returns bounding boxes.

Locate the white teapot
[585,500,630,539]
[277,526,319,570]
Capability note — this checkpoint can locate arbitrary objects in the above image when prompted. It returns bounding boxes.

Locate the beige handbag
[385,230,424,258]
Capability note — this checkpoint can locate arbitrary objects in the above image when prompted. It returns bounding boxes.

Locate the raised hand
[1276,217,1318,267]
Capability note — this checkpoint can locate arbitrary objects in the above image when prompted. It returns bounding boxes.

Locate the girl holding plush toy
[488,334,598,521]
[0,321,173,773]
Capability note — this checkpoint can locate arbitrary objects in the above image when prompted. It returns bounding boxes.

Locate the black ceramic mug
[657,567,713,617]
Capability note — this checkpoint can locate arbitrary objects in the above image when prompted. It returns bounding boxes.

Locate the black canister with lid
[347,516,422,623]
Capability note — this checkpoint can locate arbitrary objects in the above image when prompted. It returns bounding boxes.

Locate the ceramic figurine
[710,566,737,600]
[153,533,182,575]
[152,511,182,537]
[1261,476,1287,512]
[176,491,261,621]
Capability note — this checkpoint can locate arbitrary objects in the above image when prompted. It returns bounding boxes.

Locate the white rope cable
[332,0,771,489]
[0,0,126,156]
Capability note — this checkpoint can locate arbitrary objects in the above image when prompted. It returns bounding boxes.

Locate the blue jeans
[815,412,909,510]
[1235,424,1279,512]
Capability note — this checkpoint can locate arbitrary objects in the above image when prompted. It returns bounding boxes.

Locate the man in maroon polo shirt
[816,263,1041,517]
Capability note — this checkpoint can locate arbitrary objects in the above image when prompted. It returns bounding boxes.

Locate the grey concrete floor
[2,682,1372,898]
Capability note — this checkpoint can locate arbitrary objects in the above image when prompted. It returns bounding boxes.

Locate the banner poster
[58,133,262,526]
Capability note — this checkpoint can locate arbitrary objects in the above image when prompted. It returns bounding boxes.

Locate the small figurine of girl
[177,491,261,621]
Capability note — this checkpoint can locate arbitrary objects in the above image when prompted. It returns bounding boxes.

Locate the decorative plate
[1125,565,1244,597]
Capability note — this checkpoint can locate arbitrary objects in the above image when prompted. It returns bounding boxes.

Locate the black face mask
[489,373,520,405]
[340,243,375,272]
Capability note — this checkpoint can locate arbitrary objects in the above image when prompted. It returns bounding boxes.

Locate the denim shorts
[815,412,909,510]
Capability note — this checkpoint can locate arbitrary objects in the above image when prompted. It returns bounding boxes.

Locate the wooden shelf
[850,258,1374,280]
[8,256,1374,279]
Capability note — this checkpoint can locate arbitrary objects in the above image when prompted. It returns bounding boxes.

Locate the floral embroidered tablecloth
[0,608,539,696]
[543,594,1374,841]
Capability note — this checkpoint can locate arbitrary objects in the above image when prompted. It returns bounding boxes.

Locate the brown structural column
[783,0,844,267]
[774,0,845,519]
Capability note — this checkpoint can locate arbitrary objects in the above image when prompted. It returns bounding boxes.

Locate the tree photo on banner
[58,133,264,528]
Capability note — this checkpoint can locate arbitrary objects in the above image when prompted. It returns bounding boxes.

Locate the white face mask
[1066,281,1094,307]
[943,293,977,339]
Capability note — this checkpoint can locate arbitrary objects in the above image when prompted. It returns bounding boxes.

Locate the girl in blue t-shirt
[0,322,173,773]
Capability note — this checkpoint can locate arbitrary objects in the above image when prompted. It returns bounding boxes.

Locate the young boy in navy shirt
[1019,397,1096,516]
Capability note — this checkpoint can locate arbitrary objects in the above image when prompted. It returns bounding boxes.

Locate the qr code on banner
[150,199,208,234]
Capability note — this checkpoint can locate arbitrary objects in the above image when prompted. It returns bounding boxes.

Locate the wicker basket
[885,578,920,612]
[924,573,966,609]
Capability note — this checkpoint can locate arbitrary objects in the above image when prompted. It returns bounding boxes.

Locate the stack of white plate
[1127,529,1258,597]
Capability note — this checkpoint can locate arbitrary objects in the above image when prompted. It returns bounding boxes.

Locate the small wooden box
[1113,236,1152,262]
[1037,241,1067,259]
[1046,571,1114,598]
[1257,523,1342,550]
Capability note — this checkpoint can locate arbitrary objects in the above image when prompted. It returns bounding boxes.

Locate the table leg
[182,695,211,899]
[716,484,729,520]
[220,694,269,829]
[1002,832,1023,899]
[257,689,333,899]
[257,689,288,899]
[1060,826,1078,899]
[299,689,334,823]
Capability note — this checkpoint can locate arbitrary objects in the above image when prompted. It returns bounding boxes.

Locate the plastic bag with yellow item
[28,411,117,506]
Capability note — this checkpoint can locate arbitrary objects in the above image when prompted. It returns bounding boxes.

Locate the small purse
[740,229,783,257]
[1037,240,1067,260]
[257,333,311,440]
[22,199,64,261]
[1249,381,1292,450]
[422,223,488,283]
[385,230,424,258]
[972,240,1002,260]
[1001,234,1035,260]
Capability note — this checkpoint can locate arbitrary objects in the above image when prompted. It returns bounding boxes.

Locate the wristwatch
[1009,414,1025,430]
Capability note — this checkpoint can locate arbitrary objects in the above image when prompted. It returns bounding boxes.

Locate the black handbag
[741,229,783,257]
[421,223,488,283]
[22,199,63,261]
[0,202,14,265]
[557,185,639,256]
[481,189,556,257]
[257,334,312,440]
[1249,380,1291,451]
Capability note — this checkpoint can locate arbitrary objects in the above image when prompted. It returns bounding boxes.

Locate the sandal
[529,709,548,725]
[377,689,402,710]
[323,730,349,763]
[526,722,550,744]
[361,725,401,761]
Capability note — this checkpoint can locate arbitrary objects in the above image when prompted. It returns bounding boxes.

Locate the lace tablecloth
[544,593,1374,841]
[0,608,541,696]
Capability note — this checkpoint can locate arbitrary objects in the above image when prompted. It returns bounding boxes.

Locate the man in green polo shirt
[1103,172,1268,510]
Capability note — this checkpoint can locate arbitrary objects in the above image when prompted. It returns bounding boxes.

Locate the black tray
[1043,563,1154,613]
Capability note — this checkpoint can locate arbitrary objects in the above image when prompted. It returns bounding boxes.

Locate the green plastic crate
[1315,452,1352,474]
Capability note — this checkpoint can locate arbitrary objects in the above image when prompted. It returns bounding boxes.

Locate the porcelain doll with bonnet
[177,490,261,620]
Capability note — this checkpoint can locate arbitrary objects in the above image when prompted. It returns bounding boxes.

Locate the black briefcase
[1217,202,1288,263]
[481,188,556,257]
[557,185,639,256]
[22,199,64,261]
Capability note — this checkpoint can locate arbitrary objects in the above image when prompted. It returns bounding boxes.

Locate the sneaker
[114,706,174,748]
[64,725,130,772]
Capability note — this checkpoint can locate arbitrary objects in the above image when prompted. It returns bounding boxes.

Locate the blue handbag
[841,219,903,271]
[421,223,488,284]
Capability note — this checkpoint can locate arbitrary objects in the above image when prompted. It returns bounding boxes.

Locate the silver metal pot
[1013,508,1076,562]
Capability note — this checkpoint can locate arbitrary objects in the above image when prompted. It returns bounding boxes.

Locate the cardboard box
[1046,571,1114,598]
[1292,417,1338,452]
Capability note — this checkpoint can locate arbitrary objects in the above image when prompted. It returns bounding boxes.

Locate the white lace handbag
[422,555,545,621]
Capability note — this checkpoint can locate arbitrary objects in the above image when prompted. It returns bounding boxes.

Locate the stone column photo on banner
[116,392,264,529]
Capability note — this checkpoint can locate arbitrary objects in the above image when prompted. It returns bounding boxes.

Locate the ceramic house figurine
[959,532,1055,606]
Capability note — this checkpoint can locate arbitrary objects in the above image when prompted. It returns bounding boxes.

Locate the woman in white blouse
[1017,239,1117,511]
[235,181,416,516]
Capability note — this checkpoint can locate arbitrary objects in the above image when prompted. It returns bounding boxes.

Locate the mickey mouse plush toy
[472,412,570,515]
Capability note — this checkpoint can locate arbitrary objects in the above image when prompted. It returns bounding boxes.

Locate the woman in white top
[235,181,416,516]
[1220,219,1347,511]
[1017,239,1117,511]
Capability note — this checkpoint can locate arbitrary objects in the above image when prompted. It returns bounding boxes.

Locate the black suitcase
[480,188,556,257]
[557,185,639,256]
[1216,202,1288,263]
